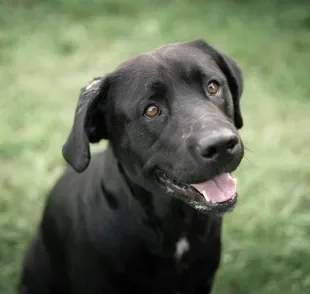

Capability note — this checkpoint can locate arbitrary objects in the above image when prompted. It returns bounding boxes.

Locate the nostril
[197,131,239,160]
[226,137,238,150]
[201,146,218,159]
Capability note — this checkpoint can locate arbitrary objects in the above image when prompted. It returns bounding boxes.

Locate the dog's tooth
[202,191,210,202]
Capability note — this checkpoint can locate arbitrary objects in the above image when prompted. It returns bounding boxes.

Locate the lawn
[1,0,310,293]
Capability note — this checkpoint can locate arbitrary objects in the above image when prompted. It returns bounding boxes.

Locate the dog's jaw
[155,169,238,215]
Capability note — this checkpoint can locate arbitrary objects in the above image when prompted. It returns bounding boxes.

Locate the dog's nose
[197,129,240,160]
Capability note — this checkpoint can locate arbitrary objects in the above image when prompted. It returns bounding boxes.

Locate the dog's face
[63,39,244,215]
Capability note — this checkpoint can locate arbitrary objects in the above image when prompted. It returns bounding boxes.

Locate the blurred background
[1,0,310,293]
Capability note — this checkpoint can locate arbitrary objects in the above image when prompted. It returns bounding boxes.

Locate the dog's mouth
[155,170,238,215]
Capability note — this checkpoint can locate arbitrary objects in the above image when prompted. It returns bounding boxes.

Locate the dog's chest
[113,199,220,292]
[101,206,221,293]
[158,202,210,260]
[145,210,211,278]
[157,226,209,269]
[137,231,210,293]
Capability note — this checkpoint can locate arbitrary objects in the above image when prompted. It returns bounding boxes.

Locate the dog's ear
[62,76,110,173]
[215,52,243,129]
[190,39,244,129]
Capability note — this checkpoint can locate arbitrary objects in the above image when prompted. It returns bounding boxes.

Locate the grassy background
[1,0,310,293]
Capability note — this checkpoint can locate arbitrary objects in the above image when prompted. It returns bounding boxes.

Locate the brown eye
[207,80,220,95]
[144,104,161,118]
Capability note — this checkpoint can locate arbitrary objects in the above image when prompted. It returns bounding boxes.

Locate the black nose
[197,129,240,160]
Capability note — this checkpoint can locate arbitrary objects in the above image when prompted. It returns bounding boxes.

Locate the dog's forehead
[153,44,220,71]
[114,43,219,77]
[113,54,160,82]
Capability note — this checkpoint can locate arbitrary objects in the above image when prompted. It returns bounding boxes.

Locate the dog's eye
[206,81,220,95]
[144,104,161,118]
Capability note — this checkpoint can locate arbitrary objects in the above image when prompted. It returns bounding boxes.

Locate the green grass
[1,0,310,293]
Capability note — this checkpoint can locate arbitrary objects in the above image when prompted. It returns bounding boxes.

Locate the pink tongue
[191,173,237,203]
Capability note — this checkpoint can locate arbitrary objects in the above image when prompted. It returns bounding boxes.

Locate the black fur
[19,39,244,294]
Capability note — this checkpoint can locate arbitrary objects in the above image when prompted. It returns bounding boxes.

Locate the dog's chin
[154,169,238,215]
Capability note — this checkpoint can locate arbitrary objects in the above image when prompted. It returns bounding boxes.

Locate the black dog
[19,39,244,294]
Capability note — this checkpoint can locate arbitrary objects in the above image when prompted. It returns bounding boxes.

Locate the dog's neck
[101,145,216,239]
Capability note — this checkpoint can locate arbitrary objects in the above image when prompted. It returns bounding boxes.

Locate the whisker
[244,146,254,153]
[243,155,252,164]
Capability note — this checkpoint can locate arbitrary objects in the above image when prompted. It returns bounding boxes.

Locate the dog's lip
[154,169,238,213]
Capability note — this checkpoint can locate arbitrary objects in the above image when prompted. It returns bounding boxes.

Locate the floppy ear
[62,76,110,173]
[215,52,243,129]
[191,39,244,129]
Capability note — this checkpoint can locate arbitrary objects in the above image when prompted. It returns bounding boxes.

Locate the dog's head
[62,39,244,215]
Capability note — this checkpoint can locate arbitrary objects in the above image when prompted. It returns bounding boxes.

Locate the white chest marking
[174,237,190,261]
